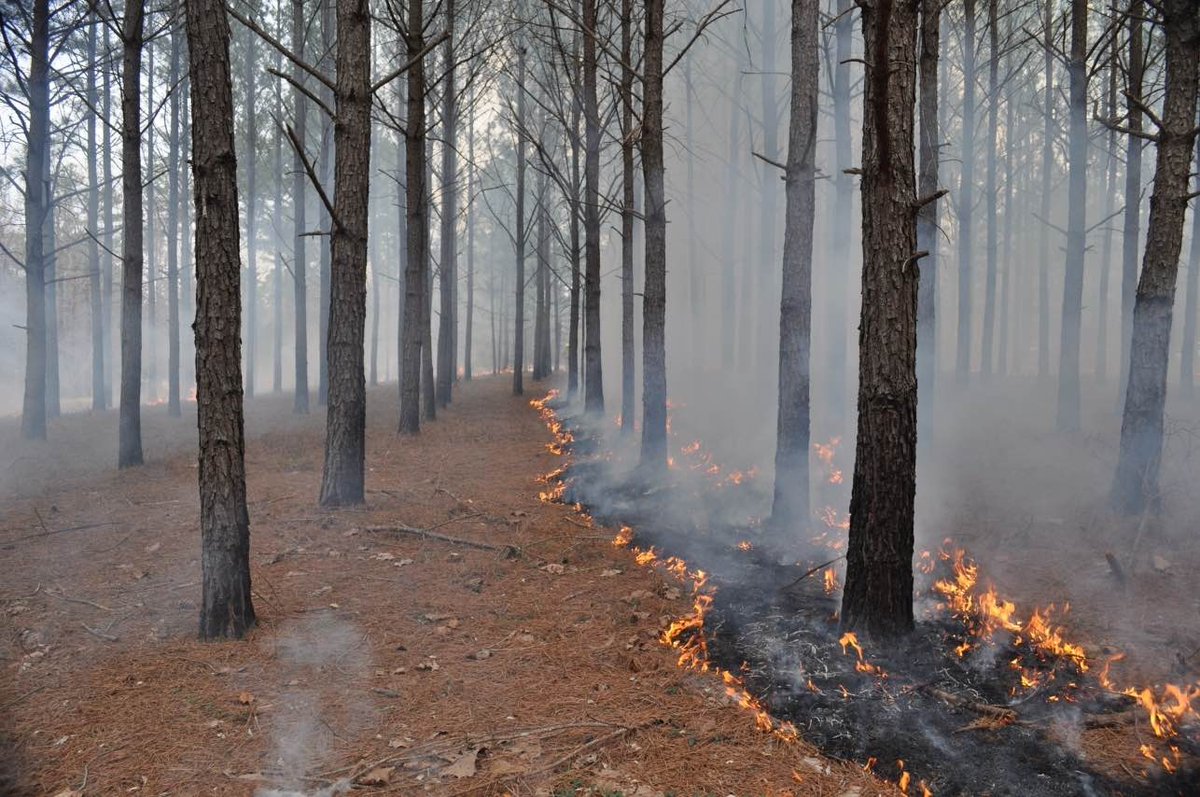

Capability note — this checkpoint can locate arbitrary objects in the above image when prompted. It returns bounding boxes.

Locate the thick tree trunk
[118,0,145,468]
[841,0,920,640]
[167,24,182,417]
[916,0,940,436]
[582,0,603,412]
[770,0,818,527]
[318,0,372,507]
[436,1,457,406]
[955,0,976,381]
[187,0,256,639]
[621,0,635,432]
[292,0,310,414]
[640,0,666,469]
[399,0,426,433]
[21,0,49,441]
[88,15,105,412]
[1119,0,1146,407]
[1056,0,1088,431]
[1111,1,1200,515]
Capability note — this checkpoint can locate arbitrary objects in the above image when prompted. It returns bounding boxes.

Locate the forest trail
[0,376,892,796]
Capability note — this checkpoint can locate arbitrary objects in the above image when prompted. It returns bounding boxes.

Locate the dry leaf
[541,563,566,575]
[238,691,255,705]
[357,766,395,786]
[443,747,483,778]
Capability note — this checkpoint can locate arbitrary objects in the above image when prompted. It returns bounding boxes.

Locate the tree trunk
[721,45,743,373]
[1182,119,1200,397]
[567,63,582,398]
[181,77,194,394]
[916,0,940,437]
[756,0,781,376]
[21,0,50,441]
[244,23,258,400]
[88,14,105,412]
[400,0,426,434]
[1110,1,1200,515]
[955,0,976,382]
[167,23,182,417]
[103,23,116,408]
[1037,0,1054,379]
[118,0,146,468]
[187,0,256,639]
[770,0,818,527]
[582,0,603,412]
[513,42,527,396]
[318,0,372,507]
[317,0,334,407]
[841,0,920,640]
[145,41,156,406]
[465,100,475,382]
[981,0,998,377]
[273,1,284,394]
[827,0,852,430]
[640,0,666,469]
[1097,30,1119,383]
[436,1,457,406]
[1056,0,1088,431]
[44,130,58,420]
[292,0,310,414]
[1119,0,1146,407]
[621,0,635,432]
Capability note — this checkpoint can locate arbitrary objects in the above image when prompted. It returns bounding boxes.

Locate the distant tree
[1111,0,1200,515]
[639,0,666,468]
[581,0,602,412]
[436,0,458,407]
[118,0,146,468]
[770,0,818,527]
[291,0,311,415]
[841,0,921,639]
[400,0,429,433]
[186,0,255,639]
[916,0,941,435]
[20,0,50,441]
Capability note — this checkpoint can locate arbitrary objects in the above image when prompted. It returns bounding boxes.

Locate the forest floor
[0,376,895,797]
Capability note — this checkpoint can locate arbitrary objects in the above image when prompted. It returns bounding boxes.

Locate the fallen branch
[48,589,111,612]
[4,521,119,546]
[1083,710,1140,729]
[781,555,846,592]
[81,622,118,642]
[920,685,1019,724]
[362,524,517,557]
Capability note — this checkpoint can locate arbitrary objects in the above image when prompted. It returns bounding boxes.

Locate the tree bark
[318,0,372,507]
[187,0,256,639]
[88,13,105,412]
[273,0,285,394]
[640,0,666,469]
[1119,0,1146,408]
[400,0,427,433]
[1111,1,1200,515]
[292,0,311,414]
[916,0,940,436]
[582,0,603,412]
[118,0,146,468]
[840,0,920,640]
[465,99,475,381]
[1056,0,1088,431]
[244,21,258,400]
[317,0,334,407]
[436,0,457,406]
[21,0,49,441]
[513,42,528,396]
[621,0,635,433]
[770,0,818,527]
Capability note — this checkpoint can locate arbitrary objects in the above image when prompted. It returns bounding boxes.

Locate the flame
[737,540,753,552]
[613,526,634,548]
[839,632,887,678]
[823,568,839,595]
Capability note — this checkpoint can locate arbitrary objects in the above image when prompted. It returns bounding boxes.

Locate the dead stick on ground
[81,622,118,642]
[48,589,111,611]
[362,524,516,555]
[6,521,119,545]
[920,686,1019,722]
[781,555,846,592]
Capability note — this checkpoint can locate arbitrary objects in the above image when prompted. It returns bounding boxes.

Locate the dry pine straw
[0,377,895,797]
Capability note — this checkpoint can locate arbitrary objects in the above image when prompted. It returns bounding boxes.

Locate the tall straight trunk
[916,0,940,436]
[828,0,852,429]
[1097,29,1119,383]
[21,0,50,440]
[757,0,780,374]
[998,30,1014,377]
[841,0,920,639]
[620,0,635,431]
[118,0,146,468]
[422,146,435,419]
[244,24,258,399]
[513,44,527,396]
[955,0,977,381]
[318,0,372,507]
[369,127,380,387]
[1056,0,1088,431]
[273,3,284,394]
[534,167,549,380]
[1181,121,1200,396]
[88,14,105,411]
[640,0,666,468]
[44,135,58,419]
[181,78,194,392]
[981,0,998,377]
[770,0,818,526]
[1119,0,1146,406]
[317,0,334,407]
[464,101,475,381]
[187,0,256,639]
[581,0,603,412]
[167,23,182,417]
[1037,0,1054,379]
[399,1,426,434]
[721,49,743,372]
[567,71,582,397]
[436,1,457,405]
[1111,1,1200,515]
[145,41,156,404]
[292,0,310,413]
[684,53,700,363]
[103,24,115,407]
